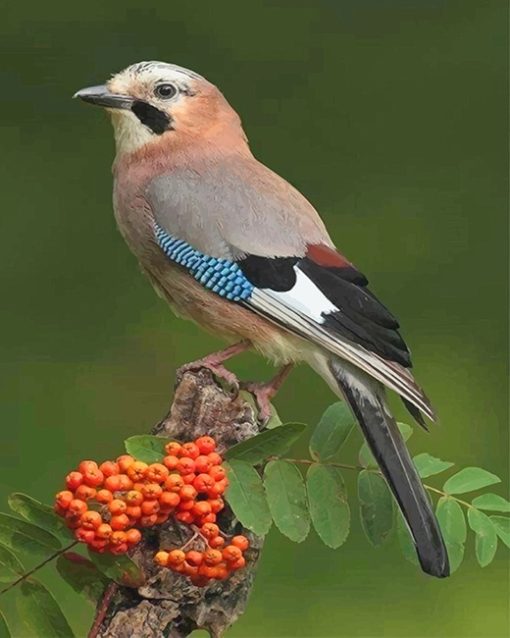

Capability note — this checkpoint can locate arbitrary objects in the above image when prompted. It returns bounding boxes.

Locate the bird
[74,61,449,578]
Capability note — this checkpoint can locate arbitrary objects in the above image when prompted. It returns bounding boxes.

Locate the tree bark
[91,369,264,638]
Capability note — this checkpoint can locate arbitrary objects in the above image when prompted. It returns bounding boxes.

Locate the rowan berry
[117,474,133,491]
[126,506,142,520]
[182,562,199,576]
[75,527,96,543]
[186,550,203,567]
[155,513,169,525]
[163,455,179,471]
[110,530,127,546]
[99,461,119,477]
[154,550,169,566]
[208,479,228,497]
[109,499,127,515]
[175,511,194,524]
[230,556,246,570]
[140,514,158,527]
[199,513,217,525]
[83,468,104,488]
[231,535,249,551]
[209,536,225,549]
[167,549,186,565]
[125,490,143,506]
[203,549,223,566]
[55,491,73,509]
[141,500,160,516]
[96,489,113,504]
[222,545,242,563]
[117,455,135,473]
[176,457,195,475]
[159,491,180,509]
[68,499,88,516]
[165,441,182,456]
[215,565,229,580]
[78,460,98,475]
[96,523,113,539]
[195,436,216,455]
[182,473,197,485]
[145,463,168,483]
[80,510,102,530]
[209,466,226,482]
[200,523,219,539]
[104,475,122,492]
[194,457,211,475]
[207,452,222,466]
[193,473,215,493]
[164,474,184,492]
[127,461,148,482]
[192,501,211,518]
[66,471,83,490]
[110,543,129,555]
[110,514,129,530]
[179,485,197,501]
[141,483,163,500]
[89,538,108,552]
[177,499,194,512]
[209,498,224,514]
[182,442,200,459]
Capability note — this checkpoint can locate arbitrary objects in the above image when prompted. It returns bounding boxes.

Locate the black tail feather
[332,365,449,578]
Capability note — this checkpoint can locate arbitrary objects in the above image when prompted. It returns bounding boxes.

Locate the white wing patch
[247,266,434,421]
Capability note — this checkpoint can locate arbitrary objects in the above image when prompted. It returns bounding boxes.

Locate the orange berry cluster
[155,528,249,587]
[54,436,229,556]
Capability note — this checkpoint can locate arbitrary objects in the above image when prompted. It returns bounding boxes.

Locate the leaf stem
[0,540,79,597]
[281,457,474,510]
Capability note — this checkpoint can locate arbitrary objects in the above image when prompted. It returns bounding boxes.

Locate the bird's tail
[310,353,449,578]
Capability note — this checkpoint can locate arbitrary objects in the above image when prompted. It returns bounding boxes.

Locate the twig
[88,582,118,638]
[0,540,78,597]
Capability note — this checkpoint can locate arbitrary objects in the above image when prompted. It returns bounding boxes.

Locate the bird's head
[74,61,246,157]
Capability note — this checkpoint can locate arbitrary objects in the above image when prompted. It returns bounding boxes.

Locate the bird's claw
[239,381,275,423]
[176,360,240,394]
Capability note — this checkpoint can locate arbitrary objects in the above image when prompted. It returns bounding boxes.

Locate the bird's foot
[240,364,294,423]
[176,341,250,393]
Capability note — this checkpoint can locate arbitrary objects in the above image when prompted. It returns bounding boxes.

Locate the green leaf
[57,552,108,604]
[87,550,145,587]
[225,423,306,465]
[307,464,350,549]
[0,513,61,556]
[358,442,377,468]
[0,610,10,638]
[467,508,498,567]
[239,392,281,429]
[8,493,72,541]
[309,402,354,461]
[225,461,272,536]
[0,542,24,583]
[472,493,510,513]
[124,435,167,463]
[412,453,454,479]
[443,467,500,495]
[396,513,419,566]
[16,579,74,637]
[436,497,466,572]
[358,471,394,546]
[490,516,510,548]
[263,461,310,542]
[359,423,412,469]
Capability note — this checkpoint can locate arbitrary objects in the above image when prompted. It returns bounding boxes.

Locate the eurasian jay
[74,61,449,578]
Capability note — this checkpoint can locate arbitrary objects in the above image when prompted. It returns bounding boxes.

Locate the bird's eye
[154,83,177,99]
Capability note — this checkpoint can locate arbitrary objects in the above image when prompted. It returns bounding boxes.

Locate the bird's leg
[176,340,251,390]
[241,364,294,422]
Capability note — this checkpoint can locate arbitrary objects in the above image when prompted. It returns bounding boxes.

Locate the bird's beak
[73,84,134,110]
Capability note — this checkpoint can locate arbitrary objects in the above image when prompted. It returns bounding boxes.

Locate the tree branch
[91,369,265,638]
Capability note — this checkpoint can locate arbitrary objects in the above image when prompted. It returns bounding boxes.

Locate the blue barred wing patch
[154,224,254,301]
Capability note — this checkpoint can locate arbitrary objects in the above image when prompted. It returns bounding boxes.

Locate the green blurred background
[1,0,508,636]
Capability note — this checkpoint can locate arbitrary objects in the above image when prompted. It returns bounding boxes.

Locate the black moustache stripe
[131,101,173,135]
